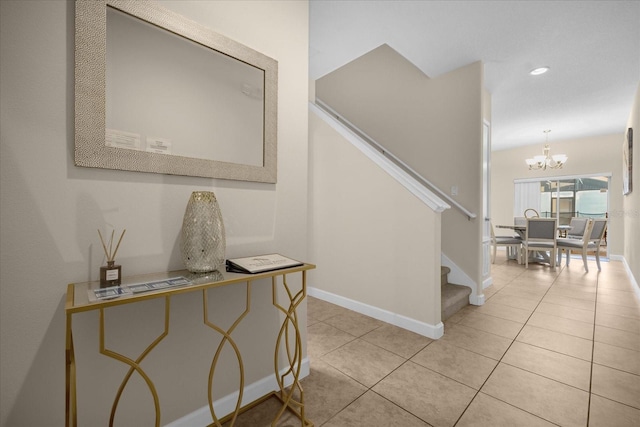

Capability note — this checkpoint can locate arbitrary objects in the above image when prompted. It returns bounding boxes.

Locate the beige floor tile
[322,339,405,387]
[542,293,596,311]
[518,268,559,283]
[499,284,549,301]
[594,325,640,352]
[597,278,638,292]
[322,391,430,427]
[444,305,478,324]
[323,310,384,337]
[556,268,598,283]
[597,287,638,298]
[516,325,593,361]
[595,311,640,334]
[222,396,299,427]
[475,300,533,323]
[554,274,598,287]
[502,341,591,390]
[593,341,640,375]
[411,340,498,390]
[596,301,640,320]
[307,322,355,359]
[440,323,512,360]
[483,285,499,300]
[456,392,556,427]
[459,311,524,339]
[307,297,351,322]
[373,361,476,427]
[588,394,640,427]
[535,301,595,323]
[481,363,589,427]
[548,286,596,302]
[591,364,640,409]
[527,311,594,340]
[296,359,367,426]
[487,293,540,311]
[597,292,640,309]
[360,323,432,359]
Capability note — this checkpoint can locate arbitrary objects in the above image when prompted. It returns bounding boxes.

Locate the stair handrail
[315,98,477,220]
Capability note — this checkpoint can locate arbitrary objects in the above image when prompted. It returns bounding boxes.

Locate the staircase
[441,266,471,321]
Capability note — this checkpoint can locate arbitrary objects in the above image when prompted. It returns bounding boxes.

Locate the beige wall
[308,111,443,330]
[315,44,485,294]
[623,83,640,281]
[0,1,309,426]
[491,134,624,257]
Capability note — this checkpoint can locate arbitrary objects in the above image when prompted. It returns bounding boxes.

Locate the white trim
[164,358,310,427]
[514,172,612,184]
[440,253,482,305]
[482,276,493,289]
[620,256,640,300]
[309,102,450,214]
[307,287,444,339]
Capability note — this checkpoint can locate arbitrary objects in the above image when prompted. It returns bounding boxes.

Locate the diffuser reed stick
[98,229,126,262]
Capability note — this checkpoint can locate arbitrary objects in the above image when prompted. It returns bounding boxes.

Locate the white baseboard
[164,358,310,427]
[307,287,444,339]
[620,256,640,300]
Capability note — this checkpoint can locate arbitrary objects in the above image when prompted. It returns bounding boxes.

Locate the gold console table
[65,263,316,427]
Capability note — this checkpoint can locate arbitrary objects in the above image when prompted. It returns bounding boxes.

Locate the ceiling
[309,0,640,151]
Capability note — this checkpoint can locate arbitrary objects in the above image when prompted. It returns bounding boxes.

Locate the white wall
[0,1,309,426]
[623,83,640,282]
[491,134,624,257]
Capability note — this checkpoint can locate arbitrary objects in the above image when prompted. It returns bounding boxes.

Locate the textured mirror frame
[75,0,278,183]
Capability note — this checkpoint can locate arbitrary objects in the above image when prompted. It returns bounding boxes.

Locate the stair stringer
[440,253,485,306]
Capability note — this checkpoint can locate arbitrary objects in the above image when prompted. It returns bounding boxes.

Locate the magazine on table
[88,277,192,301]
[125,277,192,294]
[226,254,303,274]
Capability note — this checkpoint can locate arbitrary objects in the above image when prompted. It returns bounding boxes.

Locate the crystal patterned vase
[181,191,226,273]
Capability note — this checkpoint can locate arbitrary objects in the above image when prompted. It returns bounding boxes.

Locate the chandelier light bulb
[525,130,567,170]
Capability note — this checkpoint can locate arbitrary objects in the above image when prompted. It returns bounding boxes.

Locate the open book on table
[226,253,303,274]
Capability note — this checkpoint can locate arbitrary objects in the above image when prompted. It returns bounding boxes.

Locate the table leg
[271,272,313,426]
[65,311,76,427]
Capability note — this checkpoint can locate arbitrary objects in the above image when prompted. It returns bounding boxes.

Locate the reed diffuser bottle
[98,229,126,288]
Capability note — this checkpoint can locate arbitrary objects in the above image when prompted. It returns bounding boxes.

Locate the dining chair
[524,208,540,219]
[558,219,607,272]
[557,219,593,272]
[524,218,558,270]
[490,222,522,264]
[514,216,527,227]
[566,217,588,239]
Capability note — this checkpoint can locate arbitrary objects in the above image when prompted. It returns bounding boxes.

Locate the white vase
[181,191,226,273]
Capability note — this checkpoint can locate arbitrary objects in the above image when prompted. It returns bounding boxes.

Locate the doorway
[515,174,610,256]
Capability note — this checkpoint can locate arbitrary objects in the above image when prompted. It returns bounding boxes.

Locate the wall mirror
[75,0,278,183]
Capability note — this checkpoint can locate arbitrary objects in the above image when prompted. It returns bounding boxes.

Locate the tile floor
[229,252,640,426]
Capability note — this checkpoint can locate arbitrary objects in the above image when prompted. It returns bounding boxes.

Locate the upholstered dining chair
[491,222,522,264]
[557,219,593,272]
[524,208,540,219]
[566,217,589,239]
[557,219,607,272]
[514,216,527,227]
[524,218,558,271]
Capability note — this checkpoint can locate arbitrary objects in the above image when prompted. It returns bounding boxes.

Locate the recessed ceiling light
[530,66,550,76]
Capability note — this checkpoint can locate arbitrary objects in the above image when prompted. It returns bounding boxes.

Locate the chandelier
[525,130,568,170]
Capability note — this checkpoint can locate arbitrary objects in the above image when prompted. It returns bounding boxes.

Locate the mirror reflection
[106,7,264,166]
[74,1,278,183]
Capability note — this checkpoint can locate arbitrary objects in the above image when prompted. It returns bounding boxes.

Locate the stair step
[440,266,451,287]
[441,283,471,321]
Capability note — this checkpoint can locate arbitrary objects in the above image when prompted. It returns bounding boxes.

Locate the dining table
[495,224,572,264]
